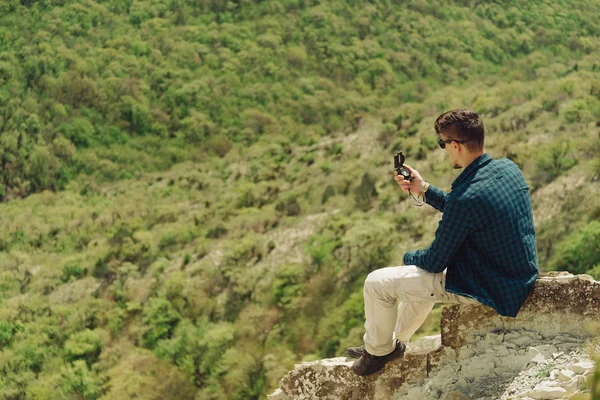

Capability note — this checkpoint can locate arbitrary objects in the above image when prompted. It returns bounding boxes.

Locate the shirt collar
[451,153,493,189]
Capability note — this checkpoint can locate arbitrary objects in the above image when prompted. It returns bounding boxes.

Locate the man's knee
[364,269,387,294]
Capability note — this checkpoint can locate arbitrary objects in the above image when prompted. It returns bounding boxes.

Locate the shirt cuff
[403,250,418,266]
[425,184,447,212]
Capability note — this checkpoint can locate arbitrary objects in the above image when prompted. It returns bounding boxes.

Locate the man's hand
[394,164,425,194]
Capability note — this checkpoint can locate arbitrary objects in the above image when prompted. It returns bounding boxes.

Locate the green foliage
[320,162,333,175]
[377,123,398,148]
[533,139,577,186]
[306,233,341,270]
[337,218,395,281]
[317,290,364,357]
[206,135,233,158]
[321,185,336,204]
[354,173,378,211]
[271,264,306,309]
[206,225,228,239]
[275,196,301,216]
[101,349,197,400]
[0,0,596,201]
[142,297,182,348]
[551,221,600,274]
[0,321,19,348]
[64,329,104,365]
[0,1,599,398]
[60,360,101,400]
[61,260,88,282]
[586,264,600,281]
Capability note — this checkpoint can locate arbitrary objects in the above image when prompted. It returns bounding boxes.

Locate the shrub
[142,297,181,348]
[206,135,232,157]
[101,349,196,400]
[60,360,101,400]
[563,99,594,124]
[300,151,316,166]
[306,233,341,270]
[61,261,88,282]
[551,221,600,274]
[0,321,19,348]
[322,185,336,204]
[377,123,397,148]
[336,218,395,282]
[316,290,364,357]
[586,264,600,281]
[206,225,228,239]
[320,162,332,174]
[275,197,301,216]
[533,139,577,186]
[224,235,264,267]
[64,329,104,365]
[271,264,306,308]
[354,173,378,211]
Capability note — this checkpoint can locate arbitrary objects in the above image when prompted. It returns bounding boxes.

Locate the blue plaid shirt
[403,153,539,317]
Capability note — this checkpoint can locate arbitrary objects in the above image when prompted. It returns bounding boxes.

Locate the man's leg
[351,265,445,375]
[394,268,480,342]
[350,266,480,367]
[362,265,447,356]
[393,301,436,342]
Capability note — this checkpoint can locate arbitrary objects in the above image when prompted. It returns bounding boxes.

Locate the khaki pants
[363,265,480,356]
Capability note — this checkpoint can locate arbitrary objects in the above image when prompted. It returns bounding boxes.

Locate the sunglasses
[437,138,472,149]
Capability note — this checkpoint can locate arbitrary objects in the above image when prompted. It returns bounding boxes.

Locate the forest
[0,0,599,398]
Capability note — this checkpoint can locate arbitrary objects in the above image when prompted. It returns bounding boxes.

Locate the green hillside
[0,0,599,398]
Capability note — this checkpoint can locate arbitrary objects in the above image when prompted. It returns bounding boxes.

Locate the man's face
[439,132,462,169]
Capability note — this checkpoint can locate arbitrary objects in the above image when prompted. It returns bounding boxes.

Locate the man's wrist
[418,181,430,198]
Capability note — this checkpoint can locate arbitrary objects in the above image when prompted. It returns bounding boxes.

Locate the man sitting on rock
[350,108,539,376]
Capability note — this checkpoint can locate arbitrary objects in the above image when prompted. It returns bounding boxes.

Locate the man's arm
[424,184,448,212]
[403,195,471,273]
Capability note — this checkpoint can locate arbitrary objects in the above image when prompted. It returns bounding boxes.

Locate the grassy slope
[0,0,600,399]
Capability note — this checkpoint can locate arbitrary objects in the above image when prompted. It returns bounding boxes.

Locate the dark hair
[434,108,484,152]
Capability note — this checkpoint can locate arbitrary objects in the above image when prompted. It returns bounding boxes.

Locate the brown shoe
[351,340,406,376]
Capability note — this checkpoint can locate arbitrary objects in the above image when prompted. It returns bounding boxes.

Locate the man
[350,108,539,376]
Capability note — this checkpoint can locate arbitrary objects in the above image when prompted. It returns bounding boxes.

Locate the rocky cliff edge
[270,272,600,400]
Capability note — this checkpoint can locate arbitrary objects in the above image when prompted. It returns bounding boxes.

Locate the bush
[61,261,88,282]
[206,135,233,157]
[142,297,181,348]
[0,321,19,348]
[533,139,577,186]
[276,196,301,216]
[60,360,101,400]
[271,264,306,309]
[206,225,228,239]
[336,218,395,282]
[354,173,378,211]
[101,349,197,400]
[377,123,398,148]
[322,185,336,204]
[563,99,594,123]
[586,264,600,281]
[316,290,364,357]
[551,221,600,274]
[64,329,104,365]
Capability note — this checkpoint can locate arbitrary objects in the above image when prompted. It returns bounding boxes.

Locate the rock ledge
[270,272,600,400]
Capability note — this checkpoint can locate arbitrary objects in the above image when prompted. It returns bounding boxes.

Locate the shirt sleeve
[403,195,472,273]
[424,184,449,212]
